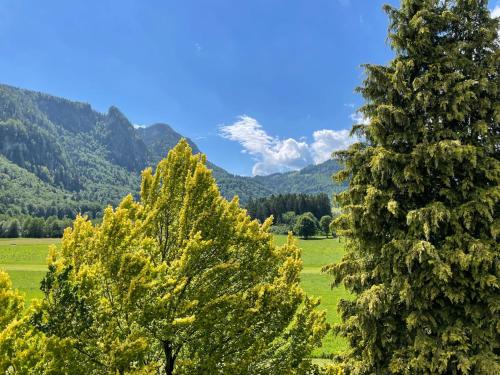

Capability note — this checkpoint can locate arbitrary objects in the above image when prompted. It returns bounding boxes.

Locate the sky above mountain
[1,0,499,175]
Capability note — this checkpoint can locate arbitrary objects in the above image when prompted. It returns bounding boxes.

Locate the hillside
[0,83,345,219]
[253,159,345,195]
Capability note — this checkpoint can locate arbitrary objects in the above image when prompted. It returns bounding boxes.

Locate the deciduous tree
[294,213,318,239]
[31,140,328,374]
[319,215,332,238]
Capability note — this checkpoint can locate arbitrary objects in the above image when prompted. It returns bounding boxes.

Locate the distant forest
[246,193,332,223]
[1,192,334,238]
[0,216,74,238]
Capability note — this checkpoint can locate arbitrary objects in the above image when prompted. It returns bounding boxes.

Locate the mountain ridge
[0,83,345,219]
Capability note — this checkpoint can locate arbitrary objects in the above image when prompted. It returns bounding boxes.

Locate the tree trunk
[163,341,175,375]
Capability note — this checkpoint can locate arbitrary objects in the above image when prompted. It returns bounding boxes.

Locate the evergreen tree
[27,140,328,374]
[23,217,45,238]
[6,219,20,238]
[326,1,499,374]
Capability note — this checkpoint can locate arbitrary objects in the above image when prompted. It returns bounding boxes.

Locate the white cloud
[492,5,500,19]
[219,116,356,176]
[133,124,146,129]
[350,111,369,125]
[311,129,352,164]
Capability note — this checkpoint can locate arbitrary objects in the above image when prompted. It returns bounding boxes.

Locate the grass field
[0,238,60,302]
[0,235,349,357]
[274,235,350,357]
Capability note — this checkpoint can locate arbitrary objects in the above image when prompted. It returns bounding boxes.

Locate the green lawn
[273,235,350,357]
[0,235,349,357]
[0,238,60,302]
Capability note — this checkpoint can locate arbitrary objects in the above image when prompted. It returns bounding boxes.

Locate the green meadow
[0,238,59,302]
[0,235,349,357]
[274,235,350,357]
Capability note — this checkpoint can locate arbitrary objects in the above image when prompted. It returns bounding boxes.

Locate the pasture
[274,235,350,356]
[0,235,349,357]
[0,238,58,302]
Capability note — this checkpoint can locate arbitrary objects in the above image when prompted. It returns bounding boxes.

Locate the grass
[273,235,350,357]
[0,238,60,301]
[0,235,349,357]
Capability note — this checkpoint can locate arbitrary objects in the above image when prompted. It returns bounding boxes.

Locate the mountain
[0,83,345,219]
[136,123,200,165]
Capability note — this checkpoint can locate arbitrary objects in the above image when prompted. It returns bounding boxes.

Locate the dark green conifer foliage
[326,1,499,374]
[6,219,20,238]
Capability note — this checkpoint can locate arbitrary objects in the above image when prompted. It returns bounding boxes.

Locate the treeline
[269,211,339,238]
[17,200,102,219]
[246,193,331,223]
[0,216,74,238]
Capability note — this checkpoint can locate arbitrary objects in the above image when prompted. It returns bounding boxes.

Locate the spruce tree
[326,1,499,374]
[6,219,20,238]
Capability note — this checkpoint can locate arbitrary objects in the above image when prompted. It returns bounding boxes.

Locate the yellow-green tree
[326,1,499,374]
[0,271,22,372]
[0,271,22,332]
[0,271,86,373]
[29,140,327,374]
[0,271,42,373]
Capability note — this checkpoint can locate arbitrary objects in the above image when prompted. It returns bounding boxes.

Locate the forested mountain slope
[253,159,345,195]
[0,83,345,219]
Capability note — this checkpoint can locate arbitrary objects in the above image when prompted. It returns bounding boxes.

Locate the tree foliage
[247,193,331,224]
[319,216,332,237]
[17,140,328,374]
[294,213,318,239]
[0,217,73,238]
[0,271,23,332]
[326,1,499,374]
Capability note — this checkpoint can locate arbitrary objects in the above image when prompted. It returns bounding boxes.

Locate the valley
[0,83,345,222]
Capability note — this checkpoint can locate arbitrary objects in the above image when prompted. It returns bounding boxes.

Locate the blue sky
[1,1,498,175]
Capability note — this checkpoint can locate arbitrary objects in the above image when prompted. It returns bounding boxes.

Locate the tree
[246,194,332,223]
[0,271,25,370]
[0,222,8,238]
[0,271,58,373]
[319,215,332,238]
[31,140,328,374]
[23,217,45,238]
[6,219,20,238]
[294,213,317,239]
[326,1,499,374]
[0,271,23,333]
[282,211,298,230]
